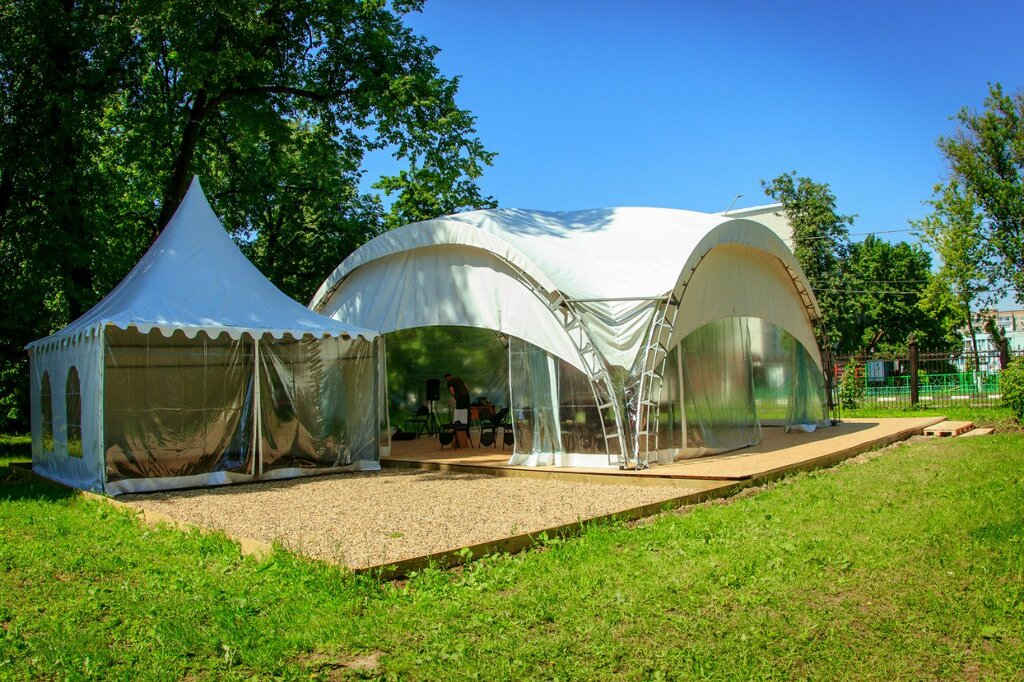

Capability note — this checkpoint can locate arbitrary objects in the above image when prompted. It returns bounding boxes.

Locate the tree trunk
[156,90,209,234]
[0,166,14,225]
[963,301,981,375]
[262,208,284,275]
[51,0,95,320]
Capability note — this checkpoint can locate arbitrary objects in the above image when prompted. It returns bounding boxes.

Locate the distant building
[961,309,1024,372]
[971,309,1023,334]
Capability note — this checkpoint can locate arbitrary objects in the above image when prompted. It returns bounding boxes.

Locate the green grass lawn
[0,434,29,482]
[1,434,1022,680]
[842,404,1019,431]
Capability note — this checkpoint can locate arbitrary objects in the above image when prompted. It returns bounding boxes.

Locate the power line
[814,289,924,295]
[811,278,931,284]
[814,286,1020,296]
[849,229,916,237]
[798,228,916,241]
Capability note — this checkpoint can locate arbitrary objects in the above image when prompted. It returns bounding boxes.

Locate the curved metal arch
[632,222,829,464]
[318,241,629,464]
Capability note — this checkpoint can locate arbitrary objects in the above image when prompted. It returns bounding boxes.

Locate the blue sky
[382,0,1024,242]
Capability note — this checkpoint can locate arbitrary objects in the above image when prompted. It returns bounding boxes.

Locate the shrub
[1001,356,1024,423]
[838,358,864,410]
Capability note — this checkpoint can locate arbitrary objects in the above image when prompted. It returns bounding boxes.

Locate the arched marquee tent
[311,207,831,469]
[28,178,385,494]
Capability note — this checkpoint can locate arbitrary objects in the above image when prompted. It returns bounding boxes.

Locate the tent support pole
[252,336,262,478]
[97,327,108,493]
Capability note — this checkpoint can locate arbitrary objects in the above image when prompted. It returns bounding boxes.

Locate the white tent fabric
[30,177,376,352]
[310,207,821,373]
[719,203,792,249]
[311,206,828,469]
[320,242,588,371]
[29,178,380,494]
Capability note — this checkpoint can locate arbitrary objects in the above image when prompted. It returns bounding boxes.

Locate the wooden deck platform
[923,420,975,437]
[958,426,994,437]
[384,417,946,485]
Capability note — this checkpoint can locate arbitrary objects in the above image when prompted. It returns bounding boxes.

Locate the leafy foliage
[762,173,955,354]
[938,83,1024,305]
[913,179,996,367]
[838,357,863,409]
[762,172,853,351]
[0,0,496,428]
[1001,356,1024,423]
[842,236,955,353]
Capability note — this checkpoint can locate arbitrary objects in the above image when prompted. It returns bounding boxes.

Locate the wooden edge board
[354,480,744,579]
[8,416,944,581]
[379,457,729,485]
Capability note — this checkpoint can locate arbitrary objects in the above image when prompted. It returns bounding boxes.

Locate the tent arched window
[40,371,54,452]
[66,366,82,458]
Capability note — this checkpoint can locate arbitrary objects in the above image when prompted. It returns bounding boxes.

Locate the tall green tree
[0,0,495,428]
[105,0,495,298]
[761,172,854,351]
[843,236,955,354]
[913,179,997,369]
[0,0,136,424]
[939,83,1024,304]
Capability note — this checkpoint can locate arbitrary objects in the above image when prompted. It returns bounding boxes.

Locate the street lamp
[723,193,743,214]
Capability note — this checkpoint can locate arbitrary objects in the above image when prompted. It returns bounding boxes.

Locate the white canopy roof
[311,207,822,372]
[29,177,375,351]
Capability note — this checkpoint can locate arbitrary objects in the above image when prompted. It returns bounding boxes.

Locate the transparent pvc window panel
[258,335,377,471]
[655,345,686,452]
[508,337,560,457]
[40,370,54,452]
[65,366,83,458]
[679,317,761,452]
[750,317,791,425]
[555,358,606,454]
[104,328,254,482]
[748,318,827,429]
[786,339,826,429]
[376,337,390,452]
[384,326,509,425]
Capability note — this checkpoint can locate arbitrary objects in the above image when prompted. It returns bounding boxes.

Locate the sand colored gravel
[122,468,696,569]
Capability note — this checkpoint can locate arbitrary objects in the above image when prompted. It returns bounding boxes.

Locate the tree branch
[202,85,349,115]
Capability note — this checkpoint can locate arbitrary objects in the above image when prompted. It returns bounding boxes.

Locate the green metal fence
[834,347,1021,410]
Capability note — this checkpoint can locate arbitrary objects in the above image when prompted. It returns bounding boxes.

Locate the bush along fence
[832,339,1023,411]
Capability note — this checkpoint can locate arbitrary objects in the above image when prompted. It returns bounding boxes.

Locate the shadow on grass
[0,438,31,459]
[0,467,77,503]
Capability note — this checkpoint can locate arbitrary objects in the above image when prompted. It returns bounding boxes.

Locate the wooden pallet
[958,427,995,437]
[923,420,974,438]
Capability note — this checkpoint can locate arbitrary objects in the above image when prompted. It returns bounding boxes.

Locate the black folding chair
[439,421,473,450]
[479,407,513,449]
[405,405,434,437]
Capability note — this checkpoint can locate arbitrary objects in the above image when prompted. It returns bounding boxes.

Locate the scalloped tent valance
[28,177,375,353]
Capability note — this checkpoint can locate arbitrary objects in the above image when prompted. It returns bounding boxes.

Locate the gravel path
[122,469,696,569]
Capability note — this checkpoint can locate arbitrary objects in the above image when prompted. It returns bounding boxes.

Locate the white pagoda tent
[29,178,384,494]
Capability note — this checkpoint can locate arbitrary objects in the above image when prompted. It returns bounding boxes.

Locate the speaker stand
[424,399,440,436]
